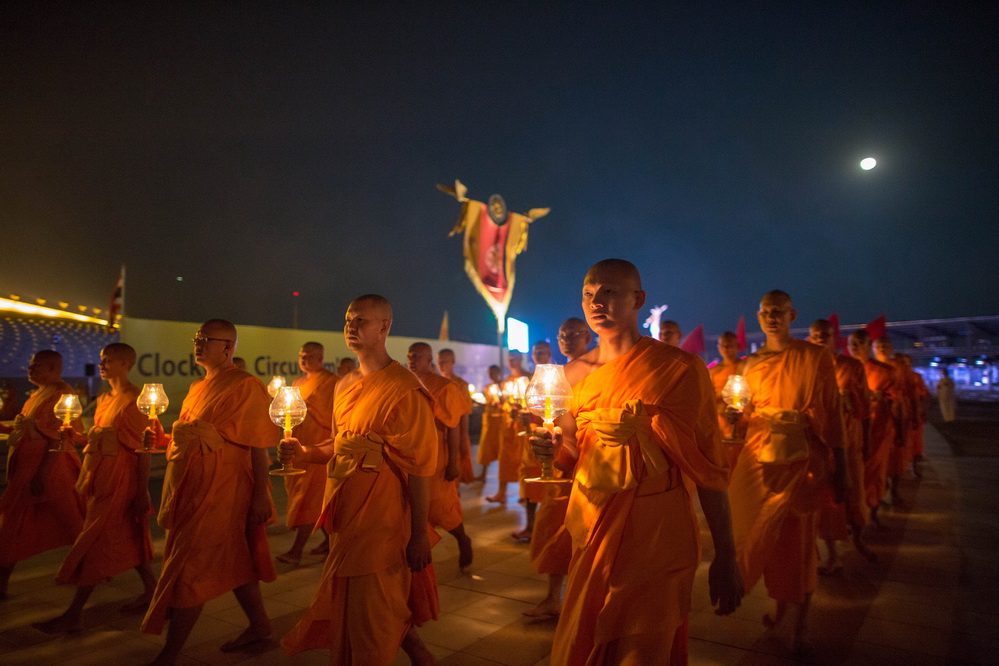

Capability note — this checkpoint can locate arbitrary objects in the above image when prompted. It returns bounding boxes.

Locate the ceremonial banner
[865,314,887,341]
[735,315,747,351]
[679,324,705,354]
[438,180,549,334]
[828,312,847,351]
[107,265,125,332]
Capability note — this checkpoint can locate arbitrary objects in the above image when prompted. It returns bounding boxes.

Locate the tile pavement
[0,423,994,664]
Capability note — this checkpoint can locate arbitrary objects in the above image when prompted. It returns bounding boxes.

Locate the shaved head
[760,290,793,309]
[33,349,63,368]
[102,342,137,367]
[850,329,871,345]
[302,341,324,354]
[350,294,392,322]
[719,331,738,343]
[406,342,434,374]
[659,320,682,345]
[201,318,238,345]
[438,348,455,363]
[585,258,642,289]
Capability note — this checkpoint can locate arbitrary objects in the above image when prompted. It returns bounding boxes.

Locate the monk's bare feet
[33,614,82,634]
[522,598,561,617]
[276,550,302,566]
[308,541,329,556]
[485,494,506,504]
[220,624,272,653]
[120,592,153,614]
[458,534,473,572]
[511,528,531,541]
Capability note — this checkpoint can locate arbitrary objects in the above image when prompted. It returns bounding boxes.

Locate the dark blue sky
[3,2,997,345]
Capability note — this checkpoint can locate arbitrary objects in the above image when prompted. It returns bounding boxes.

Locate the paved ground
[0,418,995,665]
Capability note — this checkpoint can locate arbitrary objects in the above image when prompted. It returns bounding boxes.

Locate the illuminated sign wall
[506,317,529,353]
[120,317,498,416]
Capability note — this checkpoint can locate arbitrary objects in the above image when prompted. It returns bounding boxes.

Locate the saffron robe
[886,358,914,477]
[447,374,476,483]
[141,366,277,634]
[861,358,898,509]
[0,381,84,567]
[421,372,465,532]
[817,353,870,540]
[281,361,438,665]
[476,384,504,466]
[909,370,928,458]
[285,370,338,529]
[553,338,728,665]
[56,387,154,585]
[729,339,842,605]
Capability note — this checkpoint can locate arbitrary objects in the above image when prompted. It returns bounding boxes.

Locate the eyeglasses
[192,336,233,345]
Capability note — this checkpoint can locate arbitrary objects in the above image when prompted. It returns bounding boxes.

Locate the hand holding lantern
[721,374,752,443]
[136,383,169,454]
[524,364,574,484]
[51,393,83,452]
[269,385,307,476]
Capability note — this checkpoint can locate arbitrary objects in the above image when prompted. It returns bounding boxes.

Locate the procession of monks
[0,258,931,664]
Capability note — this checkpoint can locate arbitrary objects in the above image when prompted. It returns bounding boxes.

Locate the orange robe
[285,370,338,529]
[529,482,572,576]
[0,381,84,567]
[554,338,729,665]
[56,387,154,586]
[709,362,742,469]
[909,371,928,458]
[817,354,870,540]
[499,378,529,487]
[886,358,914,477]
[421,372,465,532]
[729,339,842,605]
[141,366,277,634]
[861,358,898,509]
[447,374,476,483]
[476,384,504,466]
[282,361,439,664]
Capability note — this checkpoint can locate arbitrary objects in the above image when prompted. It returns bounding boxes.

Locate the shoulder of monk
[643,337,702,370]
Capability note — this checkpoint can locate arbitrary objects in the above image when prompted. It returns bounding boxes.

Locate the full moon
[860,157,877,170]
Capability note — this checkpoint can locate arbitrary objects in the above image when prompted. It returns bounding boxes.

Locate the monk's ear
[633,289,646,311]
[789,308,798,324]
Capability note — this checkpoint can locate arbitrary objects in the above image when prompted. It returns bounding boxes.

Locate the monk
[437,348,476,484]
[233,357,248,370]
[0,350,85,599]
[280,295,438,665]
[659,319,682,346]
[510,341,554,541]
[487,350,529,504]
[710,331,745,468]
[556,317,592,362]
[525,319,590,618]
[337,357,357,376]
[903,355,929,477]
[728,291,845,655]
[476,364,505,484]
[408,342,473,570]
[533,259,742,664]
[874,337,911,506]
[848,330,900,529]
[936,367,956,422]
[278,342,338,565]
[33,344,156,632]
[140,319,276,665]
[808,320,875,571]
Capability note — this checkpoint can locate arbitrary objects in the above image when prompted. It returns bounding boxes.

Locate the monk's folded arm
[697,487,743,613]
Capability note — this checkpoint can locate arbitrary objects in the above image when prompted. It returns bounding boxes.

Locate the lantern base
[721,436,745,444]
[270,467,307,477]
[524,476,573,485]
[135,449,165,454]
[47,447,73,453]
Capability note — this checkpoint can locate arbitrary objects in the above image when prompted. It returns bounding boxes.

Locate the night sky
[3,2,997,346]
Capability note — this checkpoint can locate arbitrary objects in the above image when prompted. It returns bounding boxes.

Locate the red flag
[679,324,705,355]
[865,314,887,341]
[735,316,747,351]
[828,313,847,351]
[106,265,125,331]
